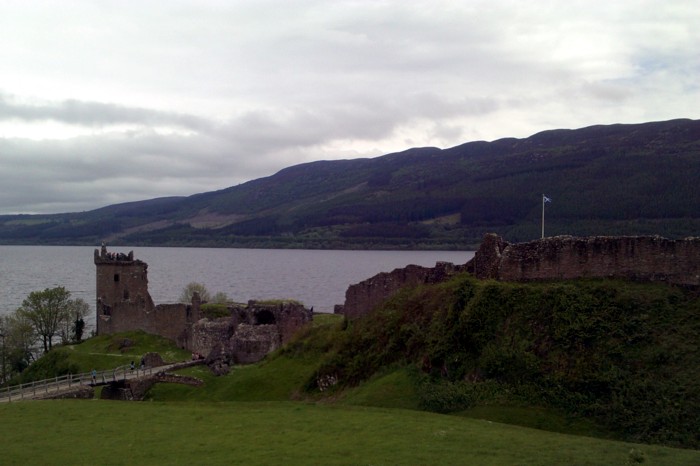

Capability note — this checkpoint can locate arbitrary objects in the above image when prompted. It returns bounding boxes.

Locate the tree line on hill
[1,118,699,248]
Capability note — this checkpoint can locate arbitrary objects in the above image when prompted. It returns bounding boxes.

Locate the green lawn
[1,400,697,466]
[56,331,191,372]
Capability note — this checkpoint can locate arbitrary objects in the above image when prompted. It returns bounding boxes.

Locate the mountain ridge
[2,118,699,248]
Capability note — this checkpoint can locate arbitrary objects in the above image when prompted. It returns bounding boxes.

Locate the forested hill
[2,118,699,249]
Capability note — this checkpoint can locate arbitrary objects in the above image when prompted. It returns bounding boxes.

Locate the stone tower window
[123,289,130,300]
[114,273,120,282]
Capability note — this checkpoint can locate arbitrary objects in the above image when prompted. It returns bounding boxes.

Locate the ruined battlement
[339,232,700,320]
[94,243,137,264]
[339,261,466,319]
[468,233,700,286]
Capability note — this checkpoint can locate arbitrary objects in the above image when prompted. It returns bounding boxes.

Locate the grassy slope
[8,331,191,385]
[0,400,698,466]
[6,286,699,464]
[303,275,700,448]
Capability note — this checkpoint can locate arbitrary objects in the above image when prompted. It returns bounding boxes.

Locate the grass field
[1,400,698,466]
[4,318,698,465]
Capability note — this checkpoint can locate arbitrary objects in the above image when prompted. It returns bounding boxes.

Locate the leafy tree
[57,298,90,344]
[179,282,211,303]
[1,311,37,381]
[18,287,72,353]
[73,317,86,344]
[211,292,229,304]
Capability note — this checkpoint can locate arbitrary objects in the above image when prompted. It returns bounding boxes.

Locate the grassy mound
[305,275,700,448]
[10,330,191,385]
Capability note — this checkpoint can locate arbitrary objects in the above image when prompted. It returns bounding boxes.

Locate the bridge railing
[0,366,157,402]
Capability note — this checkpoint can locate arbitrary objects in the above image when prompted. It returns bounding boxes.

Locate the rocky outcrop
[141,352,165,368]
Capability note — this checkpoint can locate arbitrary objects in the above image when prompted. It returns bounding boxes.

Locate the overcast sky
[1,0,698,214]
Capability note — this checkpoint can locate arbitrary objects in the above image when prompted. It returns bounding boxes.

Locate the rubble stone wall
[469,233,700,286]
[339,233,700,321]
[341,261,466,320]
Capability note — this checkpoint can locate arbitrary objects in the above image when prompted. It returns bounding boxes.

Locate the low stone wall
[101,371,204,401]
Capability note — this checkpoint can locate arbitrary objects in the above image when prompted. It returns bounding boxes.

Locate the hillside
[10,280,700,456]
[298,275,699,448]
[1,118,699,248]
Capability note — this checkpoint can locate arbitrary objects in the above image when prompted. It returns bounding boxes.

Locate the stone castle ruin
[469,233,700,285]
[95,244,312,364]
[338,233,700,319]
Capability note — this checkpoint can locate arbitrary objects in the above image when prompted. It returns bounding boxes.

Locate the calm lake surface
[0,246,474,330]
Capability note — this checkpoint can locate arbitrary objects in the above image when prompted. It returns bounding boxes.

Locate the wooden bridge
[0,362,191,402]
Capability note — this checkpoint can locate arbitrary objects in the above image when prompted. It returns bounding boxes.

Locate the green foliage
[15,287,89,355]
[178,282,211,303]
[416,376,502,413]
[255,298,303,306]
[7,330,191,385]
[9,351,79,385]
[200,303,230,319]
[305,275,700,448]
[210,291,229,304]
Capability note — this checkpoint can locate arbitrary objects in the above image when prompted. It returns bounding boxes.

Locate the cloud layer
[0,0,698,214]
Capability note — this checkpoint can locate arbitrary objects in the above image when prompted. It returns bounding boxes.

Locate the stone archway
[255,309,276,325]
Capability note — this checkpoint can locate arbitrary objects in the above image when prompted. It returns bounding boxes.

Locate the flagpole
[541,194,545,239]
[541,194,552,238]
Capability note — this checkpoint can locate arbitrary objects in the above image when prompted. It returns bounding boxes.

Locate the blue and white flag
[543,195,552,203]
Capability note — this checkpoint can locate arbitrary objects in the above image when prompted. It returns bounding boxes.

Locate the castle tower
[94,243,155,335]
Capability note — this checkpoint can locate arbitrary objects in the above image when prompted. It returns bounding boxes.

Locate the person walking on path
[91,369,97,385]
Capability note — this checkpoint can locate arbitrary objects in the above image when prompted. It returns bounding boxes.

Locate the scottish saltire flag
[543,195,552,203]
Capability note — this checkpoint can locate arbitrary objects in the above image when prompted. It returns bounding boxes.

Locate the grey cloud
[0,93,212,131]
[0,0,698,214]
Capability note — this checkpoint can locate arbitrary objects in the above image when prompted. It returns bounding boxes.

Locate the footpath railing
[0,366,158,402]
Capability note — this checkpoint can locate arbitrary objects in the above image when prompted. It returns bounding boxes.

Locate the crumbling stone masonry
[95,245,313,364]
[339,233,700,320]
[189,300,313,366]
[468,233,700,286]
[95,244,200,346]
[339,261,466,320]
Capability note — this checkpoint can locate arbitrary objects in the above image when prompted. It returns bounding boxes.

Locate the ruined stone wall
[190,318,234,356]
[95,246,311,363]
[152,303,198,343]
[339,233,700,321]
[189,300,312,364]
[98,301,150,336]
[341,261,465,320]
[230,324,280,364]
[469,233,700,286]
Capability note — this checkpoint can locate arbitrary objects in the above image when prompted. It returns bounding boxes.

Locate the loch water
[0,245,474,330]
